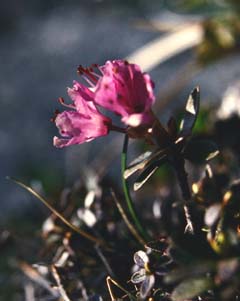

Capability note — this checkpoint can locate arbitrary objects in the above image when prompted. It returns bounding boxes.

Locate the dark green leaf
[124,147,168,180]
[151,119,172,148]
[171,277,213,301]
[124,151,152,179]
[145,239,168,254]
[184,139,219,163]
[168,247,195,265]
[165,262,214,284]
[129,151,153,167]
[167,117,178,138]
[134,155,167,191]
[179,87,200,136]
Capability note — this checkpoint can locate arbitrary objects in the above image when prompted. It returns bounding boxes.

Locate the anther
[77,65,84,75]
[58,97,65,104]
[58,97,75,109]
[50,109,60,122]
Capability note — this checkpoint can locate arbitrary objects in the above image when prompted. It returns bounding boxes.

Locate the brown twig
[51,265,72,301]
[8,177,106,246]
[111,190,146,246]
[19,262,59,297]
[172,155,194,234]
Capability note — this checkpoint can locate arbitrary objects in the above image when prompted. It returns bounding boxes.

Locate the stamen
[50,109,60,122]
[84,68,98,83]
[58,97,75,109]
[77,65,87,74]
[91,71,101,78]
[58,97,65,104]
[82,75,96,88]
[77,65,100,86]
[93,63,104,75]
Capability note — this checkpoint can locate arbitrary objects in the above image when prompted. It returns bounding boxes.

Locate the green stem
[121,135,148,241]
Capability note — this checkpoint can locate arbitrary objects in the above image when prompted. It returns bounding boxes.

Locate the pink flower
[95,60,155,127]
[53,81,111,148]
[53,60,156,148]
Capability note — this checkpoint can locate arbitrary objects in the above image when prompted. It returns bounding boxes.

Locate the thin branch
[95,244,116,278]
[7,177,105,246]
[51,265,72,301]
[106,276,136,301]
[111,190,146,246]
[24,282,36,301]
[19,262,59,297]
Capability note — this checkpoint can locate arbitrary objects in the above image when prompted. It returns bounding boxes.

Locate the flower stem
[110,124,126,134]
[121,135,149,241]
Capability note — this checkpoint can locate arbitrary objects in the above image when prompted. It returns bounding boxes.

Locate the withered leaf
[171,277,213,301]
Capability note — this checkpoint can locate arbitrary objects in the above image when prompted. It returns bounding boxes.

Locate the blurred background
[1,0,240,299]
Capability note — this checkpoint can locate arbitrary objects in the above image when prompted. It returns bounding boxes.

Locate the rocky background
[1,0,240,220]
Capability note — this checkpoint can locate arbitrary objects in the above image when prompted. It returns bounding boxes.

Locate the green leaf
[129,151,153,167]
[134,155,167,191]
[165,262,214,284]
[124,151,152,179]
[179,87,200,136]
[184,139,219,163]
[168,246,196,265]
[171,277,213,301]
[167,117,178,138]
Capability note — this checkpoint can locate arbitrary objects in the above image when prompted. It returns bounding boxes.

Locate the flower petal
[95,60,155,126]
[122,112,155,127]
[134,250,149,267]
[131,269,146,284]
[53,135,90,148]
[140,275,155,299]
[54,110,110,148]
[68,81,96,115]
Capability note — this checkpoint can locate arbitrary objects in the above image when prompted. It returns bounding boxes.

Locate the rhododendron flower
[53,81,112,148]
[95,60,155,127]
[53,59,156,148]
